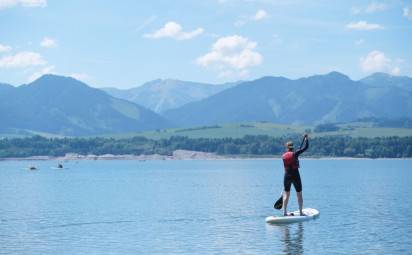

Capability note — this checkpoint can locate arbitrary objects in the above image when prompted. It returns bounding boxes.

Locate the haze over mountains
[0,72,411,136]
[102,79,235,113]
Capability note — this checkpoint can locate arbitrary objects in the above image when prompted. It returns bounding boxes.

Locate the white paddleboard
[266,208,319,224]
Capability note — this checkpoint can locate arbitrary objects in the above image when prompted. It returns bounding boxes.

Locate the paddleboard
[266,208,319,224]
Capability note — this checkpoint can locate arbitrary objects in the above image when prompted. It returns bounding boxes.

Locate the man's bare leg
[283,191,290,216]
[297,191,304,216]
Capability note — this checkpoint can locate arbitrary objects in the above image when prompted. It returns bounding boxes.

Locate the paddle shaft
[298,135,305,151]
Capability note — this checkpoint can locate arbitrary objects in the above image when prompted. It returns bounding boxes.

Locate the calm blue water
[0,159,411,254]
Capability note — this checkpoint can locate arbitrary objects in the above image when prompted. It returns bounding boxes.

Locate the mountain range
[0,75,172,136]
[0,72,411,136]
[163,72,412,126]
[102,79,235,113]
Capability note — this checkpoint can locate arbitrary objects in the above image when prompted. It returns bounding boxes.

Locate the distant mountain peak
[370,72,391,77]
[259,75,289,81]
[324,71,350,80]
[361,72,412,83]
[28,74,90,90]
[141,78,163,86]
[35,74,77,82]
[361,72,405,82]
[360,72,412,91]
[298,71,351,84]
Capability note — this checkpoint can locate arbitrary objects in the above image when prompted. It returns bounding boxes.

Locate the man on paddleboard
[282,134,309,216]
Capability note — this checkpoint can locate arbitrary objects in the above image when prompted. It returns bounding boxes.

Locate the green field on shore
[1,122,411,140]
[102,122,412,139]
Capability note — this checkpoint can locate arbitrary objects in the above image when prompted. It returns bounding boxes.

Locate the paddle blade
[273,195,283,210]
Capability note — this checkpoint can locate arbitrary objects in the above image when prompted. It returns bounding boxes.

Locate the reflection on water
[267,223,304,255]
[281,223,304,255]
[39,220,135,229]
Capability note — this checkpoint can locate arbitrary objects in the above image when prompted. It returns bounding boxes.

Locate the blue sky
[1,0,411,88]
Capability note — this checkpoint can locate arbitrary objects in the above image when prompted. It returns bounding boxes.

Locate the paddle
[273,193,283,210]
[273,134,306,210]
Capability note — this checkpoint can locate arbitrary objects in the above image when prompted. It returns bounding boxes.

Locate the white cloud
[253,9,268,20]
[346,21,384,30]
[197,35,262,78]
[360,51,389,72]
[0,0,46,9]
[404,7,412,19]
[28,65,55,82]
[360,50,400,75]
[366,2,386,13]
[144,21,204,40]
[0,51,46,68]
[0,43,11,52]
[40,37,57,48]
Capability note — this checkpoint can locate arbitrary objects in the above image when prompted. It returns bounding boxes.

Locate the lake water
[0,159,411,254]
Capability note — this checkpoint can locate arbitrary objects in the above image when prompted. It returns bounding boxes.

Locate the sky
[1,0,412,88]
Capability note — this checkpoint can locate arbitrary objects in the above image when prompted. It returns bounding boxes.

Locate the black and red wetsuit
[282,138,309,192]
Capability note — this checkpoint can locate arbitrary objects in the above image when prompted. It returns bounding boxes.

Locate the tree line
[0,135,411,158]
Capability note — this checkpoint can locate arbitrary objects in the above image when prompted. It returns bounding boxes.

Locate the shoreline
[0,150,410,161]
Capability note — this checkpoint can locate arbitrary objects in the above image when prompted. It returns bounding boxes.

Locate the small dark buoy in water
[29,166,37,170]
[58,163,63,169]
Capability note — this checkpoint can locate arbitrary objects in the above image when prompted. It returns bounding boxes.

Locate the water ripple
[39,220,135,229]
